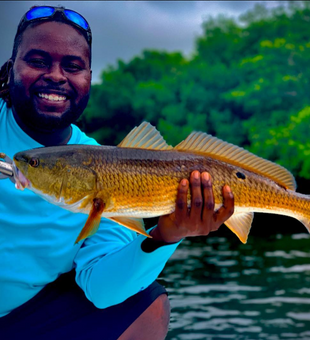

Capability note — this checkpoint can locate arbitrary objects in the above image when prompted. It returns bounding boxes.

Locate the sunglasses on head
[17,6,92,45]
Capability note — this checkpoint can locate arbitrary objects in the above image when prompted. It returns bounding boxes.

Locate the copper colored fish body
[12,122,310,243]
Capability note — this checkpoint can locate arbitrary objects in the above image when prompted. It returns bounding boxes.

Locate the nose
[43,64,66,84]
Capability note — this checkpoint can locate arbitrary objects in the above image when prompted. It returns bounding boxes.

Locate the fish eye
[236,171,246,180]
[29,158,39,168]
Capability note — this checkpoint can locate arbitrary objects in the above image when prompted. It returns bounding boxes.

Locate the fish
[12,121,310,244]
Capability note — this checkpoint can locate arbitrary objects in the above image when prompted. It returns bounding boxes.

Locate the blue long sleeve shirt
[0,99,180,317]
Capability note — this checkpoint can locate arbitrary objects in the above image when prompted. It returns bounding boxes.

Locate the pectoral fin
[108,216,152,238]
[75,198,105,244]
[224,212,254,244]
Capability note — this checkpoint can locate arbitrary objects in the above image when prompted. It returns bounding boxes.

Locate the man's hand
[150,171,234,244]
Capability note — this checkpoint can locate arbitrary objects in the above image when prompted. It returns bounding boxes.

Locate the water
[159,227,310,340]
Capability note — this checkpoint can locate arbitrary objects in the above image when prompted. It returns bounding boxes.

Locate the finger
[214,185,234,226]
[174,178,189,225]
[189,171,203,224]
[201,172,215,222]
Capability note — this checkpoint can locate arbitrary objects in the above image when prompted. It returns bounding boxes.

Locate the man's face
[8,21,92,132]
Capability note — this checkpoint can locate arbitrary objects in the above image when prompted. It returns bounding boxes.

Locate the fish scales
[15,145,310,217]
[83,147,206,216]
[11,122,310,243]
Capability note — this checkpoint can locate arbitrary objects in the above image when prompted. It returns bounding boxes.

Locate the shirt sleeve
[74,218,180,309]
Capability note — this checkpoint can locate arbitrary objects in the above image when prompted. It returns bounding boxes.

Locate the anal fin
[224,212,254,244]
[108,216,152,238]
[75,198,105,244]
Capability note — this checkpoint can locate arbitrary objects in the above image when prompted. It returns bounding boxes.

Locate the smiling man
[0,6,234,340]
[8,15,91,146]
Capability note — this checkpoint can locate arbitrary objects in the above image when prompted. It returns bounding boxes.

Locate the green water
[160,226,310,340]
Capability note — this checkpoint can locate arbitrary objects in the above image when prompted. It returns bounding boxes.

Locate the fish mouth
[12,164,31,191]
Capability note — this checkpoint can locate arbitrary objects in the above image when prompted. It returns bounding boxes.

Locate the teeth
[38,93,66,102]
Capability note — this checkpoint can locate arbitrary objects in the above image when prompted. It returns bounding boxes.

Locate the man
[0,6,234,340]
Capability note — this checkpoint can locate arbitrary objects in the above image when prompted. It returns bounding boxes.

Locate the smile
[38,93,67,102]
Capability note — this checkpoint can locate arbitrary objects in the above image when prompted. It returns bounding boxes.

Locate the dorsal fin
[118,122,172,150]
[174,131,296,191]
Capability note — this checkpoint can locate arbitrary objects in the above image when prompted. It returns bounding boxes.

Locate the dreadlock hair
[0,21,33,108]
[0,61,11,107]
[0,20,27,108]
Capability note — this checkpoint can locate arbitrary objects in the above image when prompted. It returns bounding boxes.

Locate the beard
[9,77,89,134]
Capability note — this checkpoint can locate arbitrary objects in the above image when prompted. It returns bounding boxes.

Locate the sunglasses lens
[26,6,55,20]
[64,10,89,30]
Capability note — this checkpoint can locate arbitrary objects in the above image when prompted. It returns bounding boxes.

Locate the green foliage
[78,1,310,180]
[249,106,310,178]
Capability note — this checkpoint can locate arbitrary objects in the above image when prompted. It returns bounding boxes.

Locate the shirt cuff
[141,226,182,253]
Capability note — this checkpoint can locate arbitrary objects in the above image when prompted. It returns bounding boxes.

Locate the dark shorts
[0,270,167,340]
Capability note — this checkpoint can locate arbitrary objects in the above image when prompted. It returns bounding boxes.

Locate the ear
[6,59,13,84]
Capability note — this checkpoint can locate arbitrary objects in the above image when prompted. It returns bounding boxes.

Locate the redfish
[12,122,310,244]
